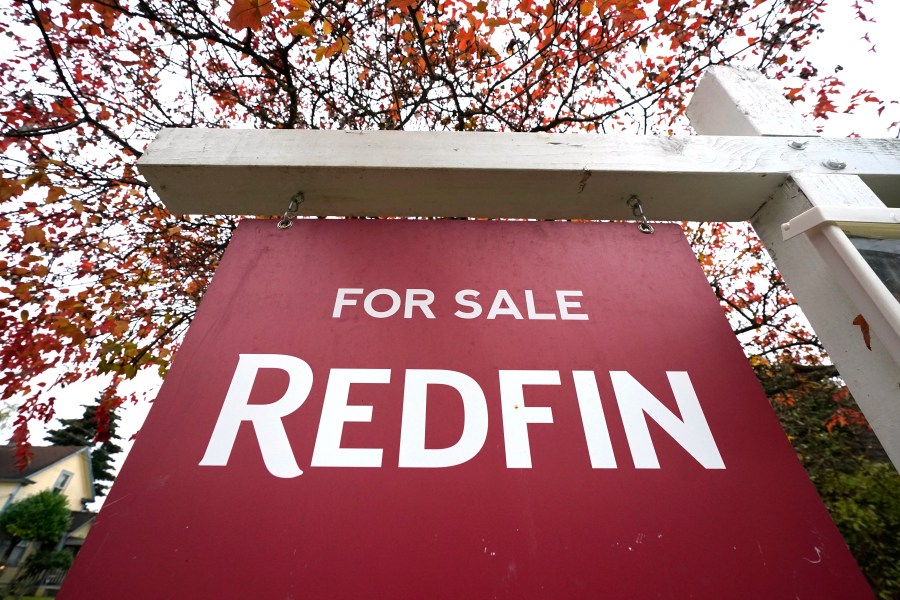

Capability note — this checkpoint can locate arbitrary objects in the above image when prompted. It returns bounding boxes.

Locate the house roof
[0,445,87,479]
[68,510,97,533]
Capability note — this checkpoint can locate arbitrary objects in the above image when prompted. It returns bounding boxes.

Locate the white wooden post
[137,129,900,219]
[688,66,900,467]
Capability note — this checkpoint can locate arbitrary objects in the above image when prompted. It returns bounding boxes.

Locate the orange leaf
[227,0,273,31]
[387,0,417,10]
[45,186,66,203]
[112,320,129,338]
[580,2,593,16]
[23,226,47,245]
[852,314,872,350]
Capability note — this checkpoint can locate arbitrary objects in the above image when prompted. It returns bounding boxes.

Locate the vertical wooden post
[688,66,900,468]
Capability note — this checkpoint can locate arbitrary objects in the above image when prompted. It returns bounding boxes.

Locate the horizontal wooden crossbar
[138,129,900,221]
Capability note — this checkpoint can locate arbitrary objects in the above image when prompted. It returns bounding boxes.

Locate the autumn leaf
[290,21,314,37]
[227,0,273,31]
[23,225,47,245]
[387,0,418,10]
[852,314,872,350]
[112,320,129,338]
[45,186,66,203]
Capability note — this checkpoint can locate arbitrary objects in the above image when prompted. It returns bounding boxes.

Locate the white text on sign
[198,354,725,478]
[332,288,589,320]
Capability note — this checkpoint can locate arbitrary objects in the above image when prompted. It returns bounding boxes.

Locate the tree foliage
[44,404,123,497]
[755,355,900,599]
[0,490,73,598]
[0,490,71,546]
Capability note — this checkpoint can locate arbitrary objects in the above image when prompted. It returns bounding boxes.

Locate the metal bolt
[788,140,808,150]
[823,159,847,171]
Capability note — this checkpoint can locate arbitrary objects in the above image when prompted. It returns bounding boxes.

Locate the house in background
[0,445,96,595]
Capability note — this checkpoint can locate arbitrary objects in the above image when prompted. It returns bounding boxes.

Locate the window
[52,470,73,492]
[848,235,900,303]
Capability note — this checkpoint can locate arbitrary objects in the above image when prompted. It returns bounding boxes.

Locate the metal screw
[788,140,808,150]
[823,159,847,171]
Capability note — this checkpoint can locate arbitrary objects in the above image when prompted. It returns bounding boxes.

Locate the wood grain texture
[137,128,900,219]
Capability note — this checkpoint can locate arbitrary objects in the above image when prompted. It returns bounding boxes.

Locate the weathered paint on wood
[690,66,900,469]
[137,128,900,219]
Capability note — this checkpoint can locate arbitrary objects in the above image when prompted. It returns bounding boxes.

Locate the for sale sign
[62,219,872,599]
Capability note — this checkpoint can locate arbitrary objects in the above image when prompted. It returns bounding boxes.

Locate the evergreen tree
[44,405,122,497]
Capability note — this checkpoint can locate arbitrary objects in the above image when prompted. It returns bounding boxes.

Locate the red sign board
[61,219,871,599]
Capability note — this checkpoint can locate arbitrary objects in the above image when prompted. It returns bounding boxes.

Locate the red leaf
[11,421,32,472]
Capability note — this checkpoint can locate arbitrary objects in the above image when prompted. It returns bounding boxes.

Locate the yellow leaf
[323,20,332,35]
[314,46,326,62]
[580,1,593,16]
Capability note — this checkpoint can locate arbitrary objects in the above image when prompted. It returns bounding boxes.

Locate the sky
[4,0,899,508]
[801,0,900,138]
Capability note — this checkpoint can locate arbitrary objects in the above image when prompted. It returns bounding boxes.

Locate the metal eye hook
[627,195,654,234]
[277,191,306,230]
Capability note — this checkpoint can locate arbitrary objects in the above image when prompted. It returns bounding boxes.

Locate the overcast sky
[803,0,899,137]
